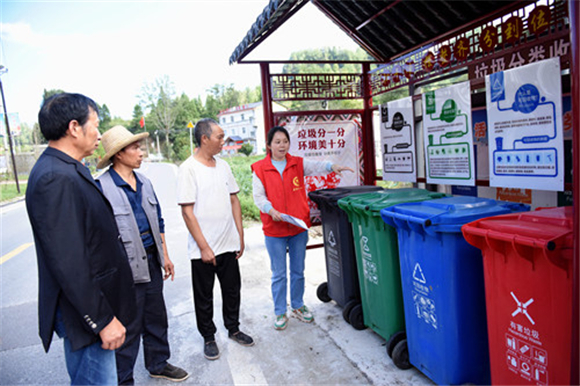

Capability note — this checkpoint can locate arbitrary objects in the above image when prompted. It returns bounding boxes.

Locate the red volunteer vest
[251,154,311,237]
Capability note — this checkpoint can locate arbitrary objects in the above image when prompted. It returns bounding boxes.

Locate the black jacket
[26,147,136,352]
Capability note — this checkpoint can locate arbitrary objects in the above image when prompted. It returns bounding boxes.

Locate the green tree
[282,48,372,111]
[175,94,205,129]
[129,105,145,133]
[109,117,130,128]
[139,76,180,159]
[243,86,262,105]
[41,89,123,132]
[16,122,33,151]
[204,84,262,120]
[42,88,65,101]
[171,130,194,161]
[283,47,371,73]
[372,87,410,106]
[31,122,47,145]
[204,84,238,119]
[98,104,112,130]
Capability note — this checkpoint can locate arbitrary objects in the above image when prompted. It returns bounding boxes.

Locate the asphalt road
[0,161,432,385]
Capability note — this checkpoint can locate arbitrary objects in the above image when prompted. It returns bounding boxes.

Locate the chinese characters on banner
[422,81,475,186]
[470,36,570,80]
[379,97,417,183]
[283,115,361,218]
[486,57,564,191]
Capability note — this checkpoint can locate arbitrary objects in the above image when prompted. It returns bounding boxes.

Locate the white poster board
[422,81,475,186]
[286,118,360,188]
[283,116,361,221]
[486,57,564,191]
[380,97,416,182]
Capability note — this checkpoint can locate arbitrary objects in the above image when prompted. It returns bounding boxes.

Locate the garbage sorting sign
[422,81,475,186]
[286,117,360,188]
[486,57,564,191]
[380,97,417,183]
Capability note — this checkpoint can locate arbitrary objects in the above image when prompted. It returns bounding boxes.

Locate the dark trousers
[191,252,241,342]
[116,249,170,385]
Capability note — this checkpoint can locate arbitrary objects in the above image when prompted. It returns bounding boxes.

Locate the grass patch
[223,155,262,222]
[1,182,27,202]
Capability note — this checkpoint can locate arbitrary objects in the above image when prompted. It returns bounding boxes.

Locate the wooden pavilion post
[361,62,376,185]
[570,1,579,383]
[260,62,274,141]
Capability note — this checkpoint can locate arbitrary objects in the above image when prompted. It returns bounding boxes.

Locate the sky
[0,0,359,127]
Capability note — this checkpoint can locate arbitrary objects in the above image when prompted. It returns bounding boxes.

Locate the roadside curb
[0,196,25,208]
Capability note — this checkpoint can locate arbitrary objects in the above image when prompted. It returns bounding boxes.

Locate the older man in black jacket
[26,93,136,385]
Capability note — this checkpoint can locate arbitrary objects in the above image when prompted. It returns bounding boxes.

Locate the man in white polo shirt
[177,118,254,361]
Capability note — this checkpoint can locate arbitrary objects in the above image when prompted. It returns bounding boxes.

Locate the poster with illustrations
[422,81,475,186]
[380,97,416,182]
[278,114,361,222]
[486,57,564,191]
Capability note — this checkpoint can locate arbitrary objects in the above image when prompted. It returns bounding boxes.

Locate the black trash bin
[309,185,383,329]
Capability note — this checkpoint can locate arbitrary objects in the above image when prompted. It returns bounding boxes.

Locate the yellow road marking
[0,243,33,265]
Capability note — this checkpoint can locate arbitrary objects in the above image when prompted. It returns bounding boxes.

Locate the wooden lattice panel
[271,73,363,101]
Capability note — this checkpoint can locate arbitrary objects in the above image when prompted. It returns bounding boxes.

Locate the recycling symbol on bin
[327,230,337,247]
[412,263,427,284]
[361,236,370,252]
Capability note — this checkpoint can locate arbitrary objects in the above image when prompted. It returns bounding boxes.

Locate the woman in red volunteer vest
[251,126,353,330]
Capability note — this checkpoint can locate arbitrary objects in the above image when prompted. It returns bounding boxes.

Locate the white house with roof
[218,101,287,155]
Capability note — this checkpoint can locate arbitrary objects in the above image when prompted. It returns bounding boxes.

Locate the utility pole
[0,65,20,193]
[187,121,194,156]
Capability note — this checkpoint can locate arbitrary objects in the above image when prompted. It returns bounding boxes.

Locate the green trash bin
[337,188,447,365]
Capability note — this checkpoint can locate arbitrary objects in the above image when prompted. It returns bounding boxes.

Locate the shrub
[239,143,253,157]
[224,155,263,222]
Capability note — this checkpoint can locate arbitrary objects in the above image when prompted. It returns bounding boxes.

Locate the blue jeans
[54,309,118,385]
[264,231,308,316]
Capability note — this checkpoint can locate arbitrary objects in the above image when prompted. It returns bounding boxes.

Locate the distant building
[223,136,244,154]
[218,101,287,155]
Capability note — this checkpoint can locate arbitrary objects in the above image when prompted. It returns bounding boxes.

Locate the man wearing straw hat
[97,125,188,384]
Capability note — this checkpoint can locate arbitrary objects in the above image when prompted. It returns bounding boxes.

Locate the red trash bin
[462,206,575,385]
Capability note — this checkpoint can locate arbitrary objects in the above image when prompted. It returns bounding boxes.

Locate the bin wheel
[392,339,412,370]
[316,282,332,303]
[348,304,366,330]
[342,300,358,324]
[386,331,406,358]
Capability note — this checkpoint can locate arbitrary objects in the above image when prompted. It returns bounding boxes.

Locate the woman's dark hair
[266,126,290,146]
[38,93,99,141]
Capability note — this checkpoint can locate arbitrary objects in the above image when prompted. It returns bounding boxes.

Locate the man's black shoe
[204,340,220,360]
[228,330,255,347]
[149,363,189,382]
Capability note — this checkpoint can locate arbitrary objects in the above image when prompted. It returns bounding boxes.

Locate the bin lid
[308,185,383,206]
[463,206,573,248]
[381,196,530,232]
[461,207,573,270]
[337,188,447,215]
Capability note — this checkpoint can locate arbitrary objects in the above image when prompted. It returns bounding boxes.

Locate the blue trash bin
[380,196,529,385]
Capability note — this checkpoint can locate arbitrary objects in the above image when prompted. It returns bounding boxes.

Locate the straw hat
[97,125,149,169]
